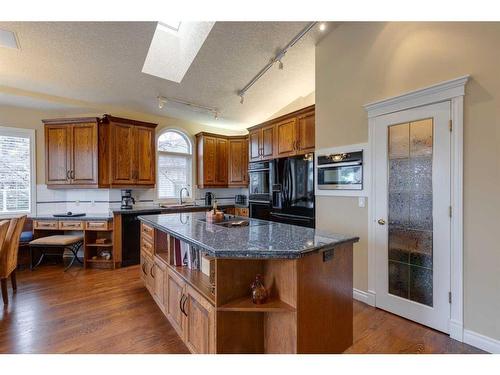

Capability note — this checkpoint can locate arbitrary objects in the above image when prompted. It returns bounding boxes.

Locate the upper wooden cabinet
[43,115,157,188]
[43,118,99,187]
[248,124,275,162]
[228,137,248,187]
[196,132,248,189]
[247,104,315,160]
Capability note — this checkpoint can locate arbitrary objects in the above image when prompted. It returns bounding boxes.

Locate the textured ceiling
[0,22,328,129]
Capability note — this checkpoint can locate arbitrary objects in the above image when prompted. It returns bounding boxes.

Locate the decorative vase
[251,274,268,304]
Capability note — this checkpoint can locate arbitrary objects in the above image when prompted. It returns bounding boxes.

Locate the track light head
[319,23,327,32]
[278,60,284,70]
[240,95,244,104]
[158,97,166,109]
[214,111,219,120]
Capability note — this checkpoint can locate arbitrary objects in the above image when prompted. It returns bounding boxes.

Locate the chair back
[0,215,26,278]
[0,221,9,260]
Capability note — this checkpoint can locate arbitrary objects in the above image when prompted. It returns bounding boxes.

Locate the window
[0,126,36,216]
[157,129,192,200]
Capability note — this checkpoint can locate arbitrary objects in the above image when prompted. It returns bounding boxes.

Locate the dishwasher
[121,211,162,267]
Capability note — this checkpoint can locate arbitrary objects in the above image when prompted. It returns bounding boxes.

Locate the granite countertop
[32,214,114,221]
[112,203,234,214]
[138,212,359,259]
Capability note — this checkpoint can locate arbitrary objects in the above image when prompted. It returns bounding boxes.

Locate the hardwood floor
[0,265,483,354]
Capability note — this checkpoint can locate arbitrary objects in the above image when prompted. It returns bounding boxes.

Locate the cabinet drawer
[33,220,59,230]
[141,223,154,240]
[58,221,84,230]
[141,238,154,256]
[85,221,112,231]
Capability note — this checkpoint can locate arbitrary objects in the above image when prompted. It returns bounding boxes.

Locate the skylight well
[142,21,214,83]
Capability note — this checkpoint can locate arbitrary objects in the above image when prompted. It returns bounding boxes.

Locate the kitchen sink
[159,203,198,209]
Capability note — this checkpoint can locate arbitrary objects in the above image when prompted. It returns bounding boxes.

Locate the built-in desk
[32,215,115,269]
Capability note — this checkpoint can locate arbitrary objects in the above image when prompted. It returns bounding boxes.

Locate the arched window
[157,129,192,200]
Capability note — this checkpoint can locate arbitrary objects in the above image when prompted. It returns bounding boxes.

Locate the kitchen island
[138,212,359,354]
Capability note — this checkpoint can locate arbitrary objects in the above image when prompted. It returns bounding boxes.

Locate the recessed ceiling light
[158,21,181,32]
[0,28,20,50]
[319,23,327,32]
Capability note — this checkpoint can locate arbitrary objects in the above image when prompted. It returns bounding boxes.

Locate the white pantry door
[373,101,451,333]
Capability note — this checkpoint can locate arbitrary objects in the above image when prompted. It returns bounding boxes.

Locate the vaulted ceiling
[0,22,330,129]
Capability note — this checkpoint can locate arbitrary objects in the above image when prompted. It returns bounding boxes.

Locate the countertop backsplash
[34,185,248,216]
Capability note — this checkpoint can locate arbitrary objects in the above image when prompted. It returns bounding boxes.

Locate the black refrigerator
[270,154,315,228]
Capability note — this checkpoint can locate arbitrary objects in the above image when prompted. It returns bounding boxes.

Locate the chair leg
[1,279,8,305]
[11,271,17,292]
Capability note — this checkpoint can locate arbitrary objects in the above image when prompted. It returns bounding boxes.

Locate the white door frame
[364,75,469,342]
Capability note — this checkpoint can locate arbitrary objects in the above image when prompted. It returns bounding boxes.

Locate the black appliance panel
[248,161,272,202]
[271,155,315,219]
[249,201,271,221]
[121,211,161,267]
[269,212,315,228]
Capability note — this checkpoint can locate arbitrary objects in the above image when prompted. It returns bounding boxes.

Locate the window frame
[156,128,194,203]
[0,125,36,218]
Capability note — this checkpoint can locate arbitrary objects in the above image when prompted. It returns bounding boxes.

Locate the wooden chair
[0,216,27,305]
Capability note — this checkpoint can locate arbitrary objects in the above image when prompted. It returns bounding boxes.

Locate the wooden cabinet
[152,258,166,308]
[248,125,275,161]
[44,118,98,187]
[165,268,186,337]
[184,285,216,354]
[235,207,249,217]
[43,115,157,189]
[297,110,315,153]
[275,117,297,157]
[246,105,315,160]
[196,133,246,188]
[228,137,248,186]
[102,115,157,187]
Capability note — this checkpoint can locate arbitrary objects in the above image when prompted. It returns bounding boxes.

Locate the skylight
[158,21,181,32]
[142,22,214,83]
[0,28,20,50]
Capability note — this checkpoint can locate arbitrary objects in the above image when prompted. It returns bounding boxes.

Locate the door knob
[377,219,386,225]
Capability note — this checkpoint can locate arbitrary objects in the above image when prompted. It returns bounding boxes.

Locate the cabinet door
[140,253,153,290]
[215,138,228,186]
[276,118,297,157]
[111,123,135,184]
[166,269,186,337]
[70,122,98,185]
[184,286,216,354]
[248,129,261,162]
[45,125,71,185]
[152,259,166,308]
[297,111,315,153]
[261,124,275,160]
[202,136,217,186]
[228,138,248,186]
[135,126,155,185]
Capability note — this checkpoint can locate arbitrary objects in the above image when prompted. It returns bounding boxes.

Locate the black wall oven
[248,161,272,221]
[317,151,363,190]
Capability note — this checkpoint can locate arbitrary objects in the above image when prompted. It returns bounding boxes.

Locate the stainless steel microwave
[317,151,363,190]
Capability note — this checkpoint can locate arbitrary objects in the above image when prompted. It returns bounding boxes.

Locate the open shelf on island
[217,296,296,313]
[169,265,215,305]
[86,258,113,263]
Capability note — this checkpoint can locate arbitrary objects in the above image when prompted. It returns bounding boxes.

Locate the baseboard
[464,329,500,354]
[449,319,464,342]
[353,288,376,306]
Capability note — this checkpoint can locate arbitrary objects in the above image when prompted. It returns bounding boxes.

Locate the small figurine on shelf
[251,274,268,304]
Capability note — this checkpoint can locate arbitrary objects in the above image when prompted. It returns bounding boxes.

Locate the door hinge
[449,292,452,304]
[449,120,453,132]
[449,206,452,218]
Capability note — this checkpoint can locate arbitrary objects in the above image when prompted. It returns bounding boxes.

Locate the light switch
[358,197,366,208]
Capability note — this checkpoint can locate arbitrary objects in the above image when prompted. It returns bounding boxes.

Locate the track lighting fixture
[319,23,327,32]
[157,95,220,120]
[237,22,317,104]
[240,95,244,104]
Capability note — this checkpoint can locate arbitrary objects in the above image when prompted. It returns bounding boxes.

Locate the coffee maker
[121,189,135,209]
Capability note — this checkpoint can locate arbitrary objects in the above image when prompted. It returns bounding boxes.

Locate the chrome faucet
[179,187,190,205]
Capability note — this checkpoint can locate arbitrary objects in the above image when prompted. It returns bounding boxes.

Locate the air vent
[0,28,20,50]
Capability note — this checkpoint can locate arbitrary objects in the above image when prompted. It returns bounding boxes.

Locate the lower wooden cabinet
[184,285,216,354]
[143,257,216,353]
[165,268,186,337]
